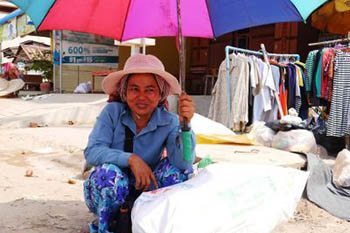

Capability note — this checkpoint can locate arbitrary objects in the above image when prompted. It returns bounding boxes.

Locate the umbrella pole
[176,0,186,91]
[177,0,192,162]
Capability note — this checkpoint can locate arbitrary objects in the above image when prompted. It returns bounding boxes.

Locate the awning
[0,9,23,25]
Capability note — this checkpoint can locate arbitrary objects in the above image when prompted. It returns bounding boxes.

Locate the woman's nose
[137,91,147,99]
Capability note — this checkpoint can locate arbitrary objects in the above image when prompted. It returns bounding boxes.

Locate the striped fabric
[327,51,350,137]
[305,50,318,92]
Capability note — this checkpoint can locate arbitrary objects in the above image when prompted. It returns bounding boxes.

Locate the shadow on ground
[0,199,94,233]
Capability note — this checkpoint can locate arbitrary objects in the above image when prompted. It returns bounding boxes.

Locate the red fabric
[279,75,288,116]
[321,49,335,100]
[39,0,130,40]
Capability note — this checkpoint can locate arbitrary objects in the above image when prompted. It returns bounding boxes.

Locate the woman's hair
[107,73,170,106]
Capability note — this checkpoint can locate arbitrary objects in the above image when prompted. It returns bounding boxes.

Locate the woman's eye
[128,87,138,92]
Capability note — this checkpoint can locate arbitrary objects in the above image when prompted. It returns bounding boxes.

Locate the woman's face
[8,66,19,79]
[126,73,161,120]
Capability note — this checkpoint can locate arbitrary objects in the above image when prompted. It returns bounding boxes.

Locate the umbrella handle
[182,118,192,161]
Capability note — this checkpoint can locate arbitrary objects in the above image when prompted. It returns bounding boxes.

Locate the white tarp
[132,163,309,233]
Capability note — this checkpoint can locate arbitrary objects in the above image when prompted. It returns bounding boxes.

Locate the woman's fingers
[179,105,194,121]
[143,177,151,191]
[178,93,195,122]
[135,175,141,190]
[150,173,158,189]
[140,175,147,190]
[128,154,159,191]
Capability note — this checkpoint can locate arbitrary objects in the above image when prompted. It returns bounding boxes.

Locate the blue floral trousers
[83,158,190,233]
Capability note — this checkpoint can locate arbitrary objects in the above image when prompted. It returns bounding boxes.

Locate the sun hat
[102,54,181,96]
[0,78,25,97]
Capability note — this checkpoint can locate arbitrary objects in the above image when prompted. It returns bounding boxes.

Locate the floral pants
[83,158,190,233]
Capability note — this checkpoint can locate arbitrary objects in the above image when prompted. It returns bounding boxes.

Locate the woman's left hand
[178,93,195,124]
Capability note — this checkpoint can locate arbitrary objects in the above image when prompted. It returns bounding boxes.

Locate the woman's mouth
[136,103,148,109]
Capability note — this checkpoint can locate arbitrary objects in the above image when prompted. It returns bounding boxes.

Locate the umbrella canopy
[311,0,350,35]
[9,0,327,41]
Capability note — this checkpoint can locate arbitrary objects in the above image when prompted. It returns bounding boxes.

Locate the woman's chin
[133,110,152,119]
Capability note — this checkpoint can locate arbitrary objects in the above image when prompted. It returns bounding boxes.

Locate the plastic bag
[271,129,317,153]
[73,81,92,93]
[333,149,350,188]
[248,121,276,147]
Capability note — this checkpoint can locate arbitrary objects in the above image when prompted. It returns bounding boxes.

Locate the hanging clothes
[208,53,250,131]
[305,50,318,92]
[209,48,303,129]
[252,58,277,123]
[327,50,350,137]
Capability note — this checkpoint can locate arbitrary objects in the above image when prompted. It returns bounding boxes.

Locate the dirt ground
[1,146,349,233]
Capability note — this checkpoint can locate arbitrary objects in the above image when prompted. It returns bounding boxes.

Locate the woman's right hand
[128,154,158,191]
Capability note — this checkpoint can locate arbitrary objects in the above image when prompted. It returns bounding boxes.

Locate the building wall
[53,65,117,92]
[54,38,182,93]
[118,37,182,78]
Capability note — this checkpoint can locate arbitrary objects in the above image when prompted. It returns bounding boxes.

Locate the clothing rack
[308,32,350,47]
[308,34,350,150]
[224,45,300,126]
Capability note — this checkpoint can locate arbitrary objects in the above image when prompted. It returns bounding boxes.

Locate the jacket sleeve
[84,105,132,168]
[165,118,196,172]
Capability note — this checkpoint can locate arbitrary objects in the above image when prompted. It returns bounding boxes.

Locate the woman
[83,54,196,233]
[0,63,25,97]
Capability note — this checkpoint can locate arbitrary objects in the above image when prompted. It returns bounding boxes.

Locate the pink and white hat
[0,78,25,97]
[102,54,181,96]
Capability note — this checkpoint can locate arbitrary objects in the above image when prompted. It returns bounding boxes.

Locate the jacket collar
[121,105,173,135]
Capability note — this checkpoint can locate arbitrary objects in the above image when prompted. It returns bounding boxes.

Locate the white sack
[132,163,309,233]
[191,113,235,136]
[333,149,350,188]
[248,121,276,147]
[271,129,316,153]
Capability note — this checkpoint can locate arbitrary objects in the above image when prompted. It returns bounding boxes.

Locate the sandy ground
[0,94,349,233]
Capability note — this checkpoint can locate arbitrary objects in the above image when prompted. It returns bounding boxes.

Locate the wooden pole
[176,0,186,91]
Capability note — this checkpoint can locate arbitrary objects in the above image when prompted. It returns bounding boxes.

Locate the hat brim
[102,67,182,96]
[0,79,25,97]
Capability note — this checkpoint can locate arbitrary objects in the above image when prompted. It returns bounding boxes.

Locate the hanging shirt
[208,53,249,131]
[321,48,335,100]
[295,65,304,87]
[305,50,318,92]
[208,58,231,128]
[232,54,250,131]
[315,49,325,98]
[287,64,297,109]
[270,65,281,120]
[253,59,276,122]
[279,67,288,116]
[248,56,262,96]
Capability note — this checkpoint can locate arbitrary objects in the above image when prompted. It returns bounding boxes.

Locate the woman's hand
[128,154,158,191]
[178,93,195,124]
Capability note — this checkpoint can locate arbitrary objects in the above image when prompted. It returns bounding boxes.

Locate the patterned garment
[327,51,350,137]
[84,158,190,233]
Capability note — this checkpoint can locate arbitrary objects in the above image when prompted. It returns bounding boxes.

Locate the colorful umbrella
[311,0,350,35]
[8,0,327,88]
[10,0,326,41]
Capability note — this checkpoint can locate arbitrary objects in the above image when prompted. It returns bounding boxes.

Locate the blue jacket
[84,102,196,171]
